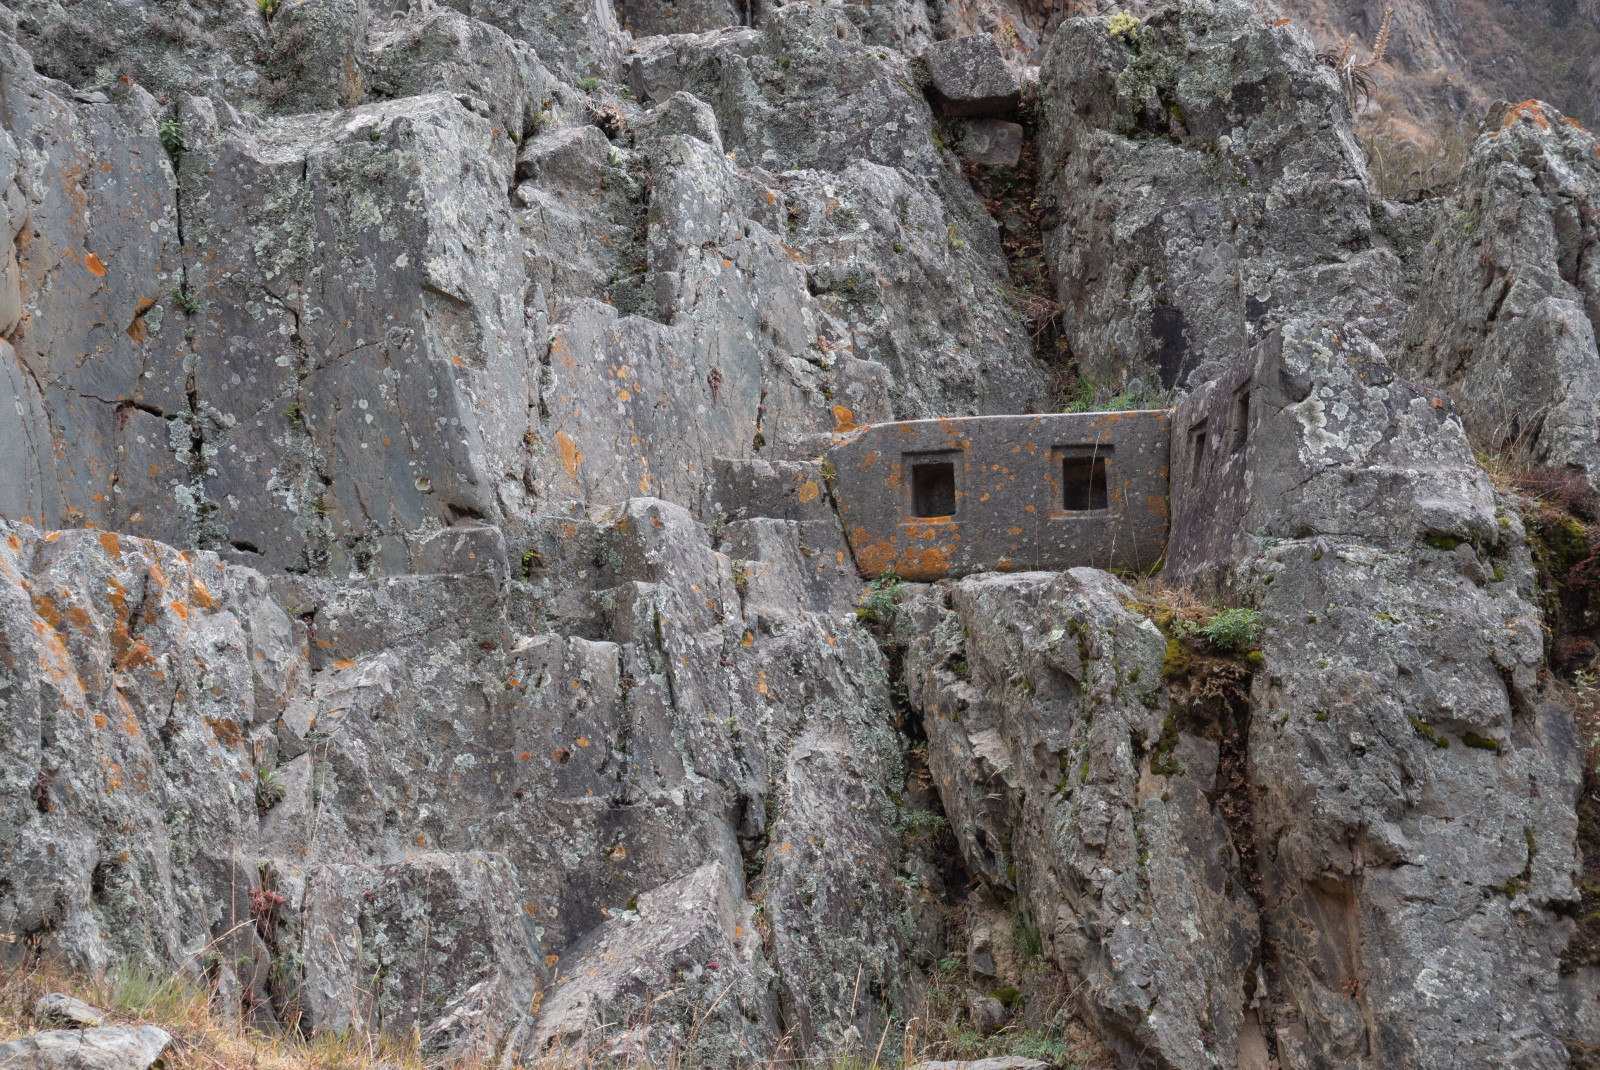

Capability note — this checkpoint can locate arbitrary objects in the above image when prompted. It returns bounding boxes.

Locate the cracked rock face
[1037,0,1402,395]
[898,570,1259,1069]
[1,0,1598,1061]
[1398,99,1600,480]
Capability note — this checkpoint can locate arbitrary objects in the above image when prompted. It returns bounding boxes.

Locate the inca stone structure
[828,412,1170,579]
[3,0,1600,1066]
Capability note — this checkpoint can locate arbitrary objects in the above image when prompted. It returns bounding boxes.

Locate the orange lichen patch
[99,532,122,559]
[797,480,820,504]
[206,717,242,747]
[1273,16,1290,24]
[607,844,627,861]
[333,658,357,670]
[123,715,139,736]
[1147,494,1167,516]
[891,544,953,580]
[741,630,755,647]
[575,736,590,748]
[189,578,215,611]
[93,713,108,729]
[83,252,107,276]
[1503,100,1551,131]
[832,405,856,432]
[555,430,583,476]
[852,534,900,576]
[168,600,188,621]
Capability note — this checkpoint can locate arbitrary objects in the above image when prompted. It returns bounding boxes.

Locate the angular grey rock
[1166,319,1495,587]
[955,119,1022,167]
[0,1028,172,1070]
[32,995,105,1029]
[1398,99,1600,479]
[527,861,777,1065]
[910,1060,1050,1070]
[1168,324,1581,1066]
[1038,0,1401,393]
[899,569,1258,1069]
[921,34,1021,117]
[965,990,1007,1033]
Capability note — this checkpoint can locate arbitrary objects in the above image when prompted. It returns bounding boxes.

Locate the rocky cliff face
[3,0,1600,1066]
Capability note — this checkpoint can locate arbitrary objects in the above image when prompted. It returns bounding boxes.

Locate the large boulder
[1037,0,1401,395]
[899,570,1259,1069]
[1398,99,1600,479]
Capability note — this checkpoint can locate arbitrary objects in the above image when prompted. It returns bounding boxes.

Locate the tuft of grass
[255,767,286,814]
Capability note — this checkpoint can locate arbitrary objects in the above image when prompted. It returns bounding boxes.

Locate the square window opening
[911,462,956,518]
[1233,392,1250,453]
[1189,423,1207,482]
[1062,454,1109,511]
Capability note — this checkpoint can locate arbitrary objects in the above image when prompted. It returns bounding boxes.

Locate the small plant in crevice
[158,117,183,168]
[254,767,286,813]
[857,570,906,626]
[899,808,948,843]
[171,283,199,315]
[255,0,283,20]
[1195,607,1262,652]
[731,558,756,597]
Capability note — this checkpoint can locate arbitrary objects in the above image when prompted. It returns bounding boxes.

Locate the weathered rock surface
[899,570,1258,1068]
[921,34,1021,117]
[0,1027,171,1070]
[32,995,105,1029]
[1,0,1598,1063]
[1399,99,1600,477]
[1038,0,1402,394]
[1167,324,1582,1066]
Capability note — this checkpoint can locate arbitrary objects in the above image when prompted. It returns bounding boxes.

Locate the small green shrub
[900,808,947,842]
[256,0,283,18]
[158,118,183,167]
[579,77,600,92]
[1198,608,1262,651]
[856,571,904,624]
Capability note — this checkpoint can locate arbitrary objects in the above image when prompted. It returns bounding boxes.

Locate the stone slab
[921,34,1021,117]
[827,412,1170,580]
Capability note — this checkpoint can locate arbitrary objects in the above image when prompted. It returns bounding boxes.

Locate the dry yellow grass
[0,961,425,1070]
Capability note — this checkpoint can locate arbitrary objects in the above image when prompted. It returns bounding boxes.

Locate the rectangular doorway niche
[1061,448,1110,511]
[911,460,957,517]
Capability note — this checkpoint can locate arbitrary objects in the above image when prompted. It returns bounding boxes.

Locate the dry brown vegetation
[0,952,1121,1070]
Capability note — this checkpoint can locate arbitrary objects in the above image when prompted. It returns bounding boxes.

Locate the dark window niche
[1062,451,1110,511]
[1189,422,1207,482]
[1233,391,1250,453]
[911,462,956,517]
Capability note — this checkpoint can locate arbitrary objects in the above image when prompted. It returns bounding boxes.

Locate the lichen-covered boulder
[920,33,1021,117]
[899,570,1259,1069]
[1037,0,1401,394]
[1398,99,1600,480]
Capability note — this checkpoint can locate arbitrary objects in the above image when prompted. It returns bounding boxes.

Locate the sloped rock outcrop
[1037,0,1401,395]
[898,570,1259,1068]
[0,488,936,1060]
[1399,99,1600,478]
